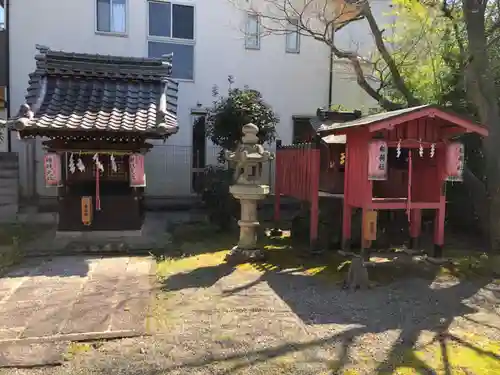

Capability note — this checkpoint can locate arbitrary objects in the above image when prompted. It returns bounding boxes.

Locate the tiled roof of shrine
[10,45,178,139]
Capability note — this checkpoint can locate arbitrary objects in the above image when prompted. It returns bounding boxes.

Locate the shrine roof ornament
[9,45,179,139]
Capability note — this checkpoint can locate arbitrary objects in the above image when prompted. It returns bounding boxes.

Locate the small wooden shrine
[274,105,488,257]
[10,46,178,232]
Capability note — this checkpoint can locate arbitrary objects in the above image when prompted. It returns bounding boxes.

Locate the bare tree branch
[330,46,403,109]
[232,0,408,110]
[360,2,420,106]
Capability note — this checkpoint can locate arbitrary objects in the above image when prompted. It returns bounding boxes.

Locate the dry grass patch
[0,223,52,274]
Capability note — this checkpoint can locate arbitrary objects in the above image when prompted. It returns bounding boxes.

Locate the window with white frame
[147,1,195,80]
[245,13,260,50]
[286,18,300,53]
[96,0,127,34]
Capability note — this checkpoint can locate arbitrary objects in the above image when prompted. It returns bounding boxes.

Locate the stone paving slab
[0,342,68,367]
[0,255,154,367]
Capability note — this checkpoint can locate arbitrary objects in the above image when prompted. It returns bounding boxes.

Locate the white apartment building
[5,0,390,199]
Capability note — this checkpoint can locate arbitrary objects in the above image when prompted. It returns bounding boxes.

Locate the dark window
[292,117,313,144]
[148,42,194,81]
[147,1,195,80]
[172,4,194,39]
[148,1,172,37]
[191,115,206,193]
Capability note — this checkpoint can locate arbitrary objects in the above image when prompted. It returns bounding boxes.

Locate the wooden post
[361,208,376,260]
[409,209,422,249]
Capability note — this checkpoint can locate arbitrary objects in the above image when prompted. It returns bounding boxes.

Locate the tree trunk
[463,167,489,238]
[464,0,500,250]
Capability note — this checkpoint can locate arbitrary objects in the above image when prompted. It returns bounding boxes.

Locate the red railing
[274,139,321,246]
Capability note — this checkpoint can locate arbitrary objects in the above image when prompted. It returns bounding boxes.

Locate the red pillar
[409,209,422,249]
[273,140,282,223]
[342,141,351,250]
[433,196,446,257]
[299,146,306,200]
[309,147,320,248]
[434,150,446,258]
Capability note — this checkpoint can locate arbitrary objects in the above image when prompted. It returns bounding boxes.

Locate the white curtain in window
[286,19,299,52]
[246,14,260,48]
[111,0,126,33]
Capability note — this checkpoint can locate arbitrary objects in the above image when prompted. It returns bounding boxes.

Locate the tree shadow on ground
[229,262,497,374]
[1,255,90,278]
[161,262,236,292]
[155,226,499,374]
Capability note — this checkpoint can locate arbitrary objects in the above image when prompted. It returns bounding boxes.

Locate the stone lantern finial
[241,123,259,144]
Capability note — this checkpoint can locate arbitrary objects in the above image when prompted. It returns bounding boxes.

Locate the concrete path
[0,256,154,367]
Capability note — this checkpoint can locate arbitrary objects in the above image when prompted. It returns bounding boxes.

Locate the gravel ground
[1,265,499,375]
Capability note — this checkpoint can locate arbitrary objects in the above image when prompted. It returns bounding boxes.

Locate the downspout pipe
[5,0,11,152]
[327,26,334,108]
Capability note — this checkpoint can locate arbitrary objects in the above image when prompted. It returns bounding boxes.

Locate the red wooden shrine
[274,105,488,257]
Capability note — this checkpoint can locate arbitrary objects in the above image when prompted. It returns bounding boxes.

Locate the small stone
[89,245,100,252]
[225,247,266,264]
[117,243,128,252]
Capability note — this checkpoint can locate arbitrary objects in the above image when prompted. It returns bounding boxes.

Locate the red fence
[274,139,321,245]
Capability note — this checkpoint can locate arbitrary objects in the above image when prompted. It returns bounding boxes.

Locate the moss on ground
[0,223,51,274]
[385,331,500,375]
[156,223,499,285]
[64,342,93,361]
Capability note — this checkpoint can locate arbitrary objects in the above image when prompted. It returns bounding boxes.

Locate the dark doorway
[292,116,314,144]
[191,114,206,193]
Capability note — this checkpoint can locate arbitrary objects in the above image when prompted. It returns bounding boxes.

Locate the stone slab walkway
[0,256,154,367]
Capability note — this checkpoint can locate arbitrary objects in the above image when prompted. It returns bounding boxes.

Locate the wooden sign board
[445,142,464,182]
[129,153,146,187]
[81,196,93,226]
[44,153,62,187]
[368,140,388,181]
[363,210,378,241]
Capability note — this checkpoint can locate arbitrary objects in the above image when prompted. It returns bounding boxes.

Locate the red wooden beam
[368,107,489,137]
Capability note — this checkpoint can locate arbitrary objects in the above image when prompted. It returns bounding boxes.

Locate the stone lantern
[225,123,274,261]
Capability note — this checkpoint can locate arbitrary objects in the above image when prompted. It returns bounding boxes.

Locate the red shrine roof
[317,105,488,138]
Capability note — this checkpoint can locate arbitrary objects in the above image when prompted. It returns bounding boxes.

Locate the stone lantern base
[225,184,269,264]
